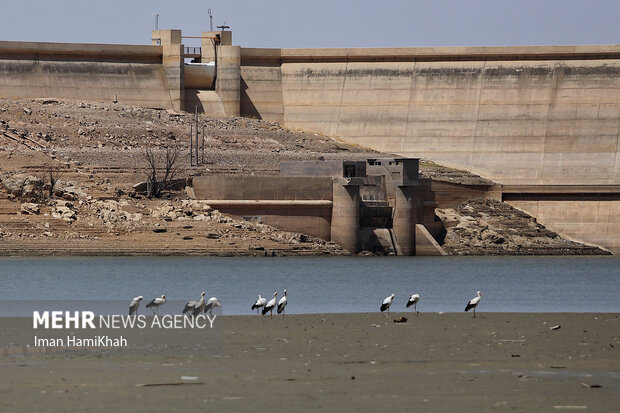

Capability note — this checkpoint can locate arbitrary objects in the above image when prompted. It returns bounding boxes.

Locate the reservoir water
[0,256,618,315]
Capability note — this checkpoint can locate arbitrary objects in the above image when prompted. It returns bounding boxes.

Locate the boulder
[52,205,77,222]
[52,200,74,209]
[20,202,40,215]
[1,174,43,198]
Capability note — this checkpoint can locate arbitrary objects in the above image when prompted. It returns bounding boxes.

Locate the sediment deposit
[1,313,618,412]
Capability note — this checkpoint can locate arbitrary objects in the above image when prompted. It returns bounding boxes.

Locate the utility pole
[195,106,199,166]
[189,123,193,166]
[153,13,159,30]
[189,107,205,166]
[208,9,213,31]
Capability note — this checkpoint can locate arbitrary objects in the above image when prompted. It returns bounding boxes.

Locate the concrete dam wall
[0,41,174,109]
[240,46,620,187]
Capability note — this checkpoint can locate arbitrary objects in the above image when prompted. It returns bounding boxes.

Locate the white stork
[204,296,222,315]
[183,292,206,316]
[380,294,395,315]
[146,294,166,315]
[406,293,420,315]
[465,290,482,317]
[277,289,288,316]
[129,295,143,316]
[251,294,267,314]
[262,291,278,318]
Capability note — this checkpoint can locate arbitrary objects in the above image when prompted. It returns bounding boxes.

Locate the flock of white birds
[128,293,221,316]
[380,290,482,317]
[128,290,483,317]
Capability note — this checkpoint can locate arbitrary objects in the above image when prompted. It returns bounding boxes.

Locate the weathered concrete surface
[184,89,226,115]
[278,58,620,186]
[415,224,448,256]
[193,176,333,201]
[0,40,172,108]
[241,63,284,121]
[240,46,620,186]
[0,40,162,61]
[431,181,500,209]
[198,200,333,240]
[216,46,241,116]
[184,63,215,89]
[505,197,620,254]
[330,179,361,253]
[192,176,334,241]
[240,48,284,122]
[152,30,184,111]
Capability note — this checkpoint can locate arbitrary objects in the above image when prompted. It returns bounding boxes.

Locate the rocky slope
[436,199,607,255]
[0,97,608,256]
[0,98,377,256]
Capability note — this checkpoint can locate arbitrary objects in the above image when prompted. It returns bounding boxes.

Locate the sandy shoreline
[1,312,619,412]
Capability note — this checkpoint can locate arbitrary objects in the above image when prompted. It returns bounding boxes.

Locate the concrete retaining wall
[505,195,620,254]
[432,181,500,208]
[193,176,333,200]
[202,200,333,240]
[415,224,448,256]
[193,176,332,240]
[192,176,334,240]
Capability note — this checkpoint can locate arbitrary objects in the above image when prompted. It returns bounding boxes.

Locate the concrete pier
[392,186,417,255]
[330,179,361,253]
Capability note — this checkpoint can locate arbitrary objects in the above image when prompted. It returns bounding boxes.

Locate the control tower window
[344,164,356,178]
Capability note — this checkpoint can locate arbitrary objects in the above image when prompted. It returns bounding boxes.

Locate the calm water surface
[0,256,618,314]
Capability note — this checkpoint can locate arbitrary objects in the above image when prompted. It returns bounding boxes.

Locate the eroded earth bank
[0,98,608,256]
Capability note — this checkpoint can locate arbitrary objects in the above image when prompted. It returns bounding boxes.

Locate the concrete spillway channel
[184,61,216,89]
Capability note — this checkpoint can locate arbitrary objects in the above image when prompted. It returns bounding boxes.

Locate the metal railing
[183,46,202,56]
